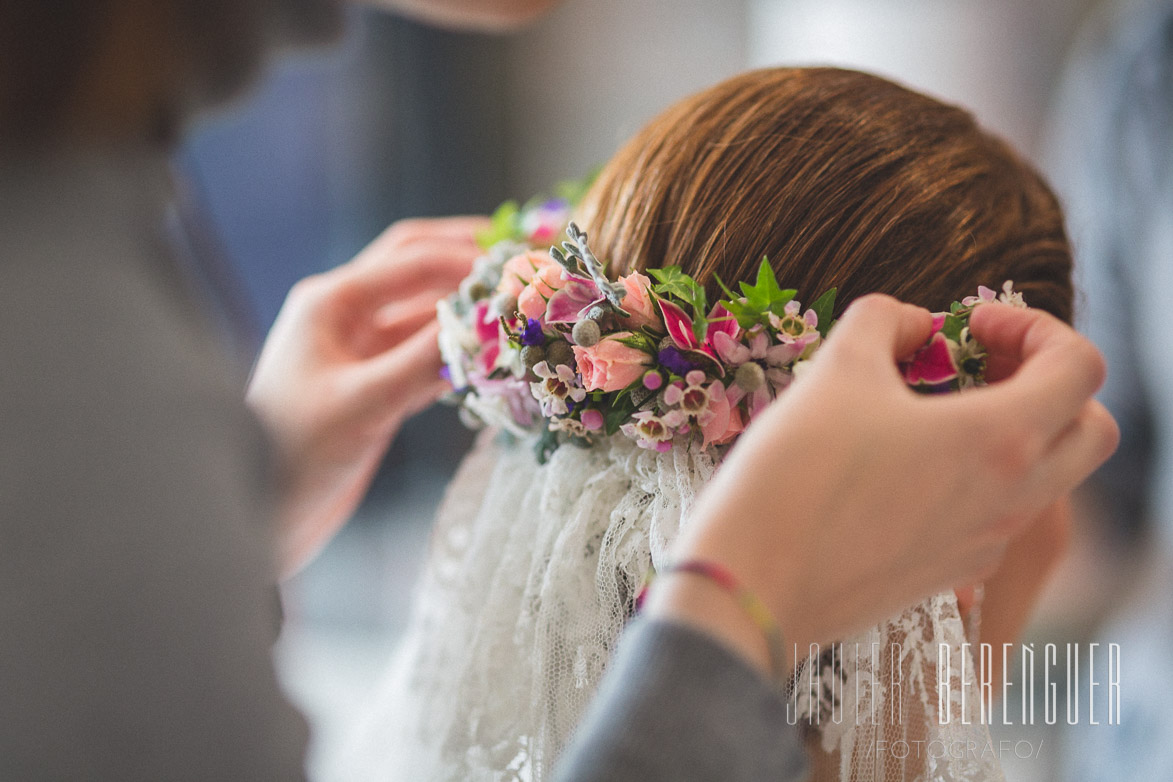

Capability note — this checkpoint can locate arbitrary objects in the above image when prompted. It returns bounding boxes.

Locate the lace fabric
[336,431,1003,782]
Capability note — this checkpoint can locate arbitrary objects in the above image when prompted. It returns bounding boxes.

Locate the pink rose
[700,384,746,446]
[518,263,568,321]
[497,251,555,299]
[617,272,662,331]
[573,332,652,392]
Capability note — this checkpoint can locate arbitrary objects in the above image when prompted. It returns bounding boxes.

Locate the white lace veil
[335,429,1004,782]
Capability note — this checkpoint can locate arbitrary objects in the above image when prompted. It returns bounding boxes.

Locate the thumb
[822,294,934,369]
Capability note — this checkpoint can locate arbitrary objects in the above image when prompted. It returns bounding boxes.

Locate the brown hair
[0,0,340,147]
[578,68,1073,323]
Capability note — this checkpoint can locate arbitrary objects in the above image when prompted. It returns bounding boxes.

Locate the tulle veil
[333,429,1004,782]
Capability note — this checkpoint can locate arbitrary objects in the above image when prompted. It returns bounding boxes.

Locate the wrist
[669,519,819,673]
[642,573,777,677]
[641,556,813,680]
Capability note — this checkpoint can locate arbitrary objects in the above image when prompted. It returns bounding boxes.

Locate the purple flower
[520,318,545,346]
[658,345,699,377]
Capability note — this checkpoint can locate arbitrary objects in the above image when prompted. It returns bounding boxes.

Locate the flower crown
[438,194,1026,462]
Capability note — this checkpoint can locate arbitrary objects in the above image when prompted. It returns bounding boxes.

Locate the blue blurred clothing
[1041,0,1173,777]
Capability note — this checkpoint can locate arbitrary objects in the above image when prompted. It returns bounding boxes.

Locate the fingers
[352,216,489,267]
[970,305,1108,438]
[343,237,483,305]
[351,319,450,417]
[1030,400,1119,506]
[821,294,934,372]
[367,290,451,351]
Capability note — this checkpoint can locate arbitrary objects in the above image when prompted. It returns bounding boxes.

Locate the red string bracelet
[636,559,786,686]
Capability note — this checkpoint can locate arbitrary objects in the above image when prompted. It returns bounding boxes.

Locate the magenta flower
[901,332,960,386]
[473,300,502,373]
[658,298,702,351]
[657,300,742,361]
[545,274,606,324]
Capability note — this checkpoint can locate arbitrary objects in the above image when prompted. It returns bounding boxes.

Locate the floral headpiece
[438,194,1026,462]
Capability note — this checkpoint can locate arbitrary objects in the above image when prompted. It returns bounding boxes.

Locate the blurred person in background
[1042,0,1173,778]
[0,1,1115,780]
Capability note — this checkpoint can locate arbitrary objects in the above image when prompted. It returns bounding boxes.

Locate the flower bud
[470,281,491,300]
[572,319,602,347]
[642,369,664,391]
[734,362,766,392]
[545,340,575,368]
[520,345,546,369]
[497,294,519,318]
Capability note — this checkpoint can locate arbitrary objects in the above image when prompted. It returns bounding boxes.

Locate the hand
[644,296,1118,676]
[247,216,488,576]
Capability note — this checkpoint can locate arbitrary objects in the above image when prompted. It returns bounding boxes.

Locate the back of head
[579,67,1073,323]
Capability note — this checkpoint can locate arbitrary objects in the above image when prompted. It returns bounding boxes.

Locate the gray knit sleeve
[554,617,808,782]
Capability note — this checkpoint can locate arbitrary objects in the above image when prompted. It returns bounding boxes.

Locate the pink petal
[765,342,802,366]
[474,301,499,344]
[478,342,501,374]
[902,332,959,385]
[658,298,700,351]
[581,409,604,431]
[711,331,749,365]
[749,331,768,359]
[546,279,604,323]
[749,387,772,417]
[700,382,731,447]
[930,313,947,334]
[664,384,684,406]
[705,303,740,343]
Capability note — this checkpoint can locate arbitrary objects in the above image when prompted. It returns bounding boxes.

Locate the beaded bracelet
[636,559,787,687]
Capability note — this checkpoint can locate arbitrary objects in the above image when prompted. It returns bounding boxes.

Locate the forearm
[356,0,556,31]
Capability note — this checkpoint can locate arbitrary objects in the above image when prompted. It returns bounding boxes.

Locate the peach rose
[700,383,747,446]
[617,272,662,331]
[572,332,651,392]
[518,263,569,321]
[497,251,554,299]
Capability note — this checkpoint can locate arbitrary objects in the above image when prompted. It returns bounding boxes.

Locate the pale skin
[247,216,488,575]
[363,0,557,30]
[643,298,1118,679]
[249,209,1117,669]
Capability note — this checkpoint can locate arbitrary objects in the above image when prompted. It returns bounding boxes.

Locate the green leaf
[713,273,740,302]
[939,313,965,342]
[477,200,521,249]
[810,288,837,338]
[615,332,657,353]
[721,298,771,329]
[648,266,708,317]
[603,398,636,436]
[738,257,795,315]
[533,427,560,464]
